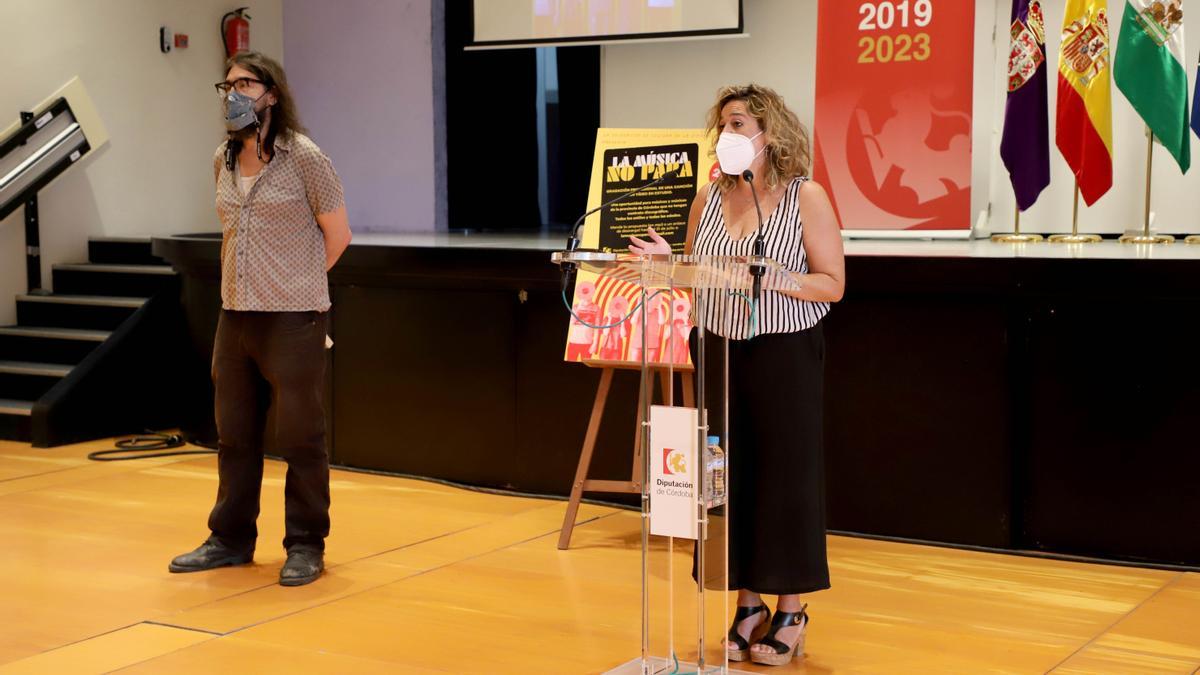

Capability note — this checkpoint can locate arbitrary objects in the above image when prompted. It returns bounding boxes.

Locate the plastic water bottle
[705,435,726,509]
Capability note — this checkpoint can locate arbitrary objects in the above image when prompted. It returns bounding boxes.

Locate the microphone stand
[560,169,680,293]
[742,170,766,307]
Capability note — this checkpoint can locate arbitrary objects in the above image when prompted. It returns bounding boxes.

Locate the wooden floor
[1,438,1198,675]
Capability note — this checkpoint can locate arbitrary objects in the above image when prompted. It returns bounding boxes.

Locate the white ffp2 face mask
[715,130,765,176]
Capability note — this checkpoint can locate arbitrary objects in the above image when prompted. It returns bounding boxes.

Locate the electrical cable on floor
[86,431,216,462]
[84,434,636,511]
[80,435,631,507]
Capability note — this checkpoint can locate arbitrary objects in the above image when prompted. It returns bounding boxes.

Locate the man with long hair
[170,51,352,586]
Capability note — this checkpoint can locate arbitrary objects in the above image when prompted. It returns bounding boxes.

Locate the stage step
[0,360,72,401]
[15,294,146,307]
[0,326,110,365]
[1,235,176,445]
[0,361,72,377]
[0,398,34,441]
[0,398,33,416]
[16,295,147,331]
[52,263,175,298]
[87,237,161,266]
[55,263,173,275]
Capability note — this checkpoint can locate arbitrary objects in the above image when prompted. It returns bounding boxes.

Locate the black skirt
[691,324,830,595]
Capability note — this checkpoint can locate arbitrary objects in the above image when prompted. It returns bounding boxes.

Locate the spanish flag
[1057,0,1114,205]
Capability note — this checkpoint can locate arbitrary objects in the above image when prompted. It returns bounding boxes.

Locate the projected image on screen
[533,0,677,38]
[474,0,740,47]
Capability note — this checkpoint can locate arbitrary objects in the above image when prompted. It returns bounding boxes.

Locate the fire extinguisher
[222,7,251,58]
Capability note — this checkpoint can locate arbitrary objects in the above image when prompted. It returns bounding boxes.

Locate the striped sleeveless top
[692,176,829,340]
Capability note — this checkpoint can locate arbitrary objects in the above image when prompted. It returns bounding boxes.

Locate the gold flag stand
[1120,128,1174,244]
[1049,181,1102,243]
[992,204,1043,243]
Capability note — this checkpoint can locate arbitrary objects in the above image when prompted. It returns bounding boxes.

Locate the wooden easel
[558,361,694,550]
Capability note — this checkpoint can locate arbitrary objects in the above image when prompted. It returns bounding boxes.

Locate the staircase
[0,237,181,444]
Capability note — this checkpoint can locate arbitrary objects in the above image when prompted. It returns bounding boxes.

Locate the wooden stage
[1,438,1198,674]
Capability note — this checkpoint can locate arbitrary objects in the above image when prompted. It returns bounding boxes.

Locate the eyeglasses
[214,77,267,96]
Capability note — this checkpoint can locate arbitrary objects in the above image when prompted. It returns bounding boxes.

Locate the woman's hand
[628,226,672,256]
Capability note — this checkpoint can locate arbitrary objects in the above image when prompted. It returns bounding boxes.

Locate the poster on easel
[563,128,715,368]
[812,0,975,238]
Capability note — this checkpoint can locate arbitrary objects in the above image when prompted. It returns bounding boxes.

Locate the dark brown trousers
[207,309,330,553]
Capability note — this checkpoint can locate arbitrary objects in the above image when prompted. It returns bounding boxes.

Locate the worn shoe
[168,539,253,573]
[279,548,324,586]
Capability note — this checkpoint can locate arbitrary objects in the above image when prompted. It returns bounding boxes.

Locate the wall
[601,0,1200,237]
[283,0,446,233]
[0,0,283,324]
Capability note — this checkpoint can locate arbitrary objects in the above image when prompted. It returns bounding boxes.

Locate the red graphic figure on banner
[666,295,691,365]
[566,280,600,362]
[653,293,673,362]
[855,90,972,205]
[598,295,630,361]
[629,293,669,363]
[812,1,975,232]
[628,302,646,362]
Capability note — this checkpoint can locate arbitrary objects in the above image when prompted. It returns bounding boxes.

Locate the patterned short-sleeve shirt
[214,132,345,312]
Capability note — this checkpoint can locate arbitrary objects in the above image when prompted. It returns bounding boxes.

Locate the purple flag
[1000,0,1050,211]
[1193,54,1200,140]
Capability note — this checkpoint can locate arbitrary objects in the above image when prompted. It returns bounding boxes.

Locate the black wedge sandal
[725,604,770,662]
[750,603,808,666]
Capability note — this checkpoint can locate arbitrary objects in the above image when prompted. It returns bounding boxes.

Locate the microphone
[742,169,766,307]
[560,168,681,293]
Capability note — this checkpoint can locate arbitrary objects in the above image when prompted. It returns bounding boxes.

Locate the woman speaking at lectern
[629,84,845,667]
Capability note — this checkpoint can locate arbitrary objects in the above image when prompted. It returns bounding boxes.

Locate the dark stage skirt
[691,324,830,595]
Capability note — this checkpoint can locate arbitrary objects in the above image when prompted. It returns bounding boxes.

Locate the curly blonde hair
[705,83,811,192]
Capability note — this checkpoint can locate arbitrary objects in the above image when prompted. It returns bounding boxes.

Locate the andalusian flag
[1115,0,1190,173]
[1001,0,1051,211]
[1057,0,1114,205]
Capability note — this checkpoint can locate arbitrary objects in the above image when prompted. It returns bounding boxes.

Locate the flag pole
[1188,131,1200,245]
[1121,127,1173,244]
[992,199,1043,243]
[1049,181,1101,243]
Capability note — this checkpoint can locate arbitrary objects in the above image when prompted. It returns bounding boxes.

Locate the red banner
[813,0,975,234]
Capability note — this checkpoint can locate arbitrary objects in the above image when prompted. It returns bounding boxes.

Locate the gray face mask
[224,89,268,132]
